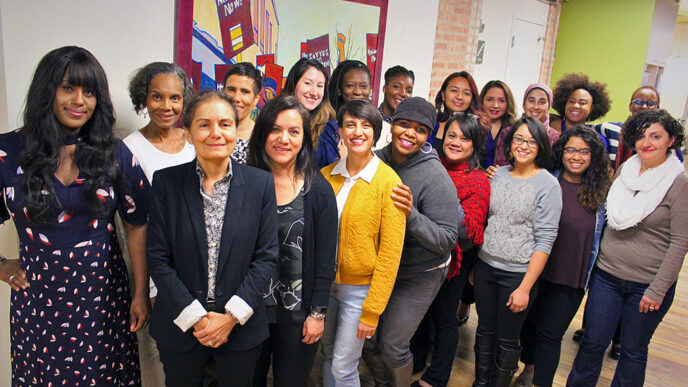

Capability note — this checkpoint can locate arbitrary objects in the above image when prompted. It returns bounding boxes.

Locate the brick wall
[539,1,563,85]
[429,0,483,101]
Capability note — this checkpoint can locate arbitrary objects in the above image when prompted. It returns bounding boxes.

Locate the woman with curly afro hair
[514,125,611,387]
[550,73,611,135]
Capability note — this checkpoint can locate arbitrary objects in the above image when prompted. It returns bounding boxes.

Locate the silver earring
[421,142,433,154]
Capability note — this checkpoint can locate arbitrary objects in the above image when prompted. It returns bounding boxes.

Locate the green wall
[550,0,656,123]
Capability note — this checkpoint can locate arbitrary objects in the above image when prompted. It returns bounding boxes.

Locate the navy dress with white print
[0,129,149,386]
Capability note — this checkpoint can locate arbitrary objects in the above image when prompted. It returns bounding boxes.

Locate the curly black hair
[504,116,551,169]
[129,62,193,114]
[621,109,685,152]
[552,73,611,122]
[550,125,611,210]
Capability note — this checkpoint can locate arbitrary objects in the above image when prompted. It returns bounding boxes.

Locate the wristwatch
[309,306,327,320]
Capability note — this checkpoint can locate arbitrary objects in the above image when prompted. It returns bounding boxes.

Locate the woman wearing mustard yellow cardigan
[320,100,406,386]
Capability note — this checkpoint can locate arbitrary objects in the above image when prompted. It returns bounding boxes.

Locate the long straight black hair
[20,46,123,223]
[247,95,316,193]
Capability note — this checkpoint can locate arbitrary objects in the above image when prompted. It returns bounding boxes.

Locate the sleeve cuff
[173,299,207,332]
[224,295,253,325]
[149,277,158,299]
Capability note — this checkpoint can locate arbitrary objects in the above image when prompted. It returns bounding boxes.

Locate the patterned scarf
[440,158,491,279]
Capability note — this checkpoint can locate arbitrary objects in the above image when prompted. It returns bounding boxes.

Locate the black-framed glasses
[563,147,591,156]
[512,135,538,148]
[631,99,659,108]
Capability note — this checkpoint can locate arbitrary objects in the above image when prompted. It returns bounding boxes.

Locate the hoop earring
[421,142,433,154]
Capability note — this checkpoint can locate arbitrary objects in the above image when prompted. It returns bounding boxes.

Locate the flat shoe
[457,315,469,326]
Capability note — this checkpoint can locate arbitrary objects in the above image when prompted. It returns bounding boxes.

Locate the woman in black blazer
[248,95,338,386]
[147,89,278,387]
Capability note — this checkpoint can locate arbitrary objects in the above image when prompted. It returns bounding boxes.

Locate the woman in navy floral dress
[0,46,149,386]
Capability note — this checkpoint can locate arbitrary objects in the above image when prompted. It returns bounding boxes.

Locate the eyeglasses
[563,147,591,156]
[631,99,659,108]
[512,135,538,148]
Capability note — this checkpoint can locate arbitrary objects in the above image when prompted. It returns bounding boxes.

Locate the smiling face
[383,75,414,112]
[294,66,326,111]
[523,88,549,123]
[390,119,430,164]
[565,88,593,124]
[635,122,675,170]
[341,69,371,103]
[224,74,259,122]
[186,97,237,163]
[442,76,472,114]
[562,136,592,182]
[339,113,375,158]
[483,86,507,122]
[53,73,97,131]
[442,121,474,164]
[629,88,660,116]
[510,124,538,167]
[146,73,184,131]
[265,109,304,170]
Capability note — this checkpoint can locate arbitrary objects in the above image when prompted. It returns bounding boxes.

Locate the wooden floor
[437,257,688,387]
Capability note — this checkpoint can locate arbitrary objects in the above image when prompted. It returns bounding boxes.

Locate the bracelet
[309,311,326,320]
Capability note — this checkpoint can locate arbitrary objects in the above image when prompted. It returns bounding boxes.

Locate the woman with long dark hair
[0,46,150,385]
[514,125,610,387]
[567,110,688,386]
[473,117,562,387]
[430,71,482,150]
[479,80,516,167]
[247,96,338,386]
[410,114,490,387]
[283,58,340,168]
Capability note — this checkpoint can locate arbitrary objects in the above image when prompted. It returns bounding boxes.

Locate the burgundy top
[541,177,595,289]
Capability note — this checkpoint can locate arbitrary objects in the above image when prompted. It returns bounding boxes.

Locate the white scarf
[606,154,684,230]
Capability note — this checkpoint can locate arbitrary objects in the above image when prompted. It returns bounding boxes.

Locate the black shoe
[609,343,621,360]
[573,328,584,343]
[457,315,469,326]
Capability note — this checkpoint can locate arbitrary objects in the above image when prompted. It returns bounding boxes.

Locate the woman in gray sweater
[567,109,688,387]
[474,117,562,387]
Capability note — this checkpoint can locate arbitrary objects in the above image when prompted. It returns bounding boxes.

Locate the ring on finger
[366,336,372,339]
[649,306,655,311]
[209,340,213,346]
[8,275,15,282]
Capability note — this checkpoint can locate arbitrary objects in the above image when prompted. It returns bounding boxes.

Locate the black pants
[410,271,468,386]
[158,342,262,387]
[253,320,318,387]
[520,279,585,387]
[473,259,537,349]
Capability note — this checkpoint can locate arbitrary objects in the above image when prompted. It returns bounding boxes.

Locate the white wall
[0,1,175,384]
[646,0,679,67]
[376,0,439,105]
[0,0,440,384]
[661,22,688,120]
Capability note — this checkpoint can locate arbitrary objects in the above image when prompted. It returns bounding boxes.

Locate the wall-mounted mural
[175,0,388,106]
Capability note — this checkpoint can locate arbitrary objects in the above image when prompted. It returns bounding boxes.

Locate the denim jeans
[321,283,370,387]
[567,269,675,387]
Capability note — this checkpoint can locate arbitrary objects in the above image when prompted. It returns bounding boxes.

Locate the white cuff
[174,299,207,332]
[224,295,253,325]
[149,277,158,299]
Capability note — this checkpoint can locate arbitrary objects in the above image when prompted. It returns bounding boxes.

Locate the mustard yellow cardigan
[322,161,406,326]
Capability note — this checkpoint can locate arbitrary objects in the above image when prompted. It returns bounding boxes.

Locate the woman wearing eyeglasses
[514,125,610,387]
[473,117,562,387]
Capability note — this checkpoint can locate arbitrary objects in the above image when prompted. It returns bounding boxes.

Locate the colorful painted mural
[175,0,388,106]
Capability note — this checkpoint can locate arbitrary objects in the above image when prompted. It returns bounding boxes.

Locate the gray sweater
[376,145,459,278]
[479,166,562,272]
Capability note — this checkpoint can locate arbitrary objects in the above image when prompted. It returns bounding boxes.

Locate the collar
[195,159,233,181]
[331,154,380,183]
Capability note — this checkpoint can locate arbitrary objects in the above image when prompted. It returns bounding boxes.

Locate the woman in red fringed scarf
[410,114,490,387]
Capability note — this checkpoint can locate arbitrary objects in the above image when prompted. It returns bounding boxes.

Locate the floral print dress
[0,129,149,386]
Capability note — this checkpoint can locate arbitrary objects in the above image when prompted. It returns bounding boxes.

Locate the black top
[541,177,596,289]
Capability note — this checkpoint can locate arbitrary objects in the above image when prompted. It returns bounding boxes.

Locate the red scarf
[440,158,490,279]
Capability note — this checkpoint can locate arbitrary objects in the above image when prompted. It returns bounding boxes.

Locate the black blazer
[147,160,278,352]
[299,173,338,313]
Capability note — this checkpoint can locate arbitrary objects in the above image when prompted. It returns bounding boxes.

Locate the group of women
[0,45,686,387]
